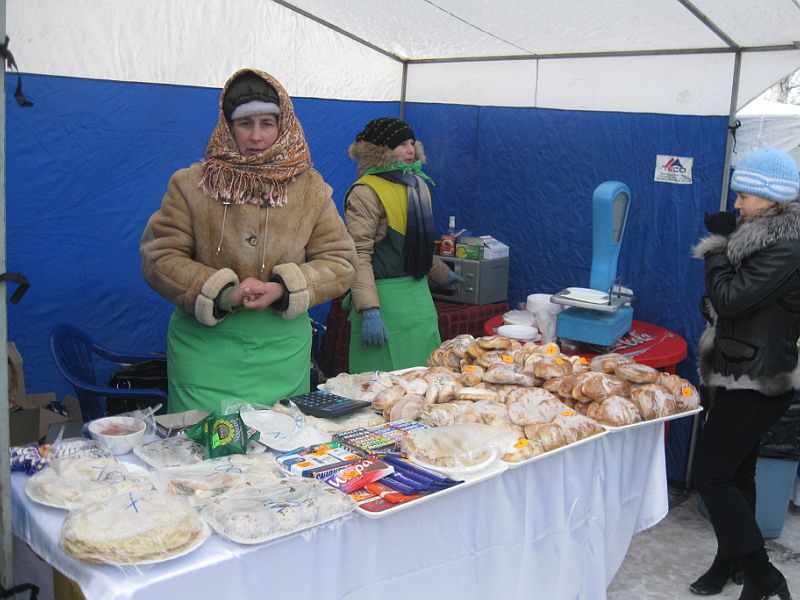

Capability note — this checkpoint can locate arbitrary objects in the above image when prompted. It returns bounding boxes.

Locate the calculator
[281,390,372,418]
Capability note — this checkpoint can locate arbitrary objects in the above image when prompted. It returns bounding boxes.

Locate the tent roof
[285,0,800,61]
[6,0,800,115]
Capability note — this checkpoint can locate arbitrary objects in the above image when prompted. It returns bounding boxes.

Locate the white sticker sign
[654,155,693,184]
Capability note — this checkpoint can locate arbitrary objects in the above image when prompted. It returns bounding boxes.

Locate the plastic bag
[239,405,330,452]
[199,478,356,544]
[760,399,800,460]
[26,454,152,509]
[184,412,260,459]
[399,423,518,475]
[150,453,285,505]
[60,490,209,564]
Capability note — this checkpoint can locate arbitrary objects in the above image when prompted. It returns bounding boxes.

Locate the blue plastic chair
[50,323,168,422]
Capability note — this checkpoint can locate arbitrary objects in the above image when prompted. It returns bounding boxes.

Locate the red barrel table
[483,315,687,373]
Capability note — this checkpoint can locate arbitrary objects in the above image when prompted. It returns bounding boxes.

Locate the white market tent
[2,0,800,588]
[733,98,800,167]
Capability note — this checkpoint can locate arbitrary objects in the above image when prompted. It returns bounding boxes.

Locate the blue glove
[360,308,388,347]
[442,270,466,291]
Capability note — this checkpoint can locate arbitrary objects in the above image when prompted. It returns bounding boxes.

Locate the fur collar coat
[693,202,800,395]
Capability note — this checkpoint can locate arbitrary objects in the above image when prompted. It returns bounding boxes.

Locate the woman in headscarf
[344,117,464,373]
[141,69,357,414]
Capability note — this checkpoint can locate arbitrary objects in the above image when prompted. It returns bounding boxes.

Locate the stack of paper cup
[525,294,563,344]
[526,294,561,317]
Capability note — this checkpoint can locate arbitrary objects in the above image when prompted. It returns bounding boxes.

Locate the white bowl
[497,324,539,341]
[88,416,146,455]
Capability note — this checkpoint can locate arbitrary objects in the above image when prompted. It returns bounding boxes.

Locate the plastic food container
[88,416,146,455]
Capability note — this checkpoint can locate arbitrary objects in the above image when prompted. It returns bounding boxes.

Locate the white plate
[602,406,703,432]
[564,287,610,304]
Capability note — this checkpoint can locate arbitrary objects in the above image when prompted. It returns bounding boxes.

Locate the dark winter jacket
[693,201,800,396]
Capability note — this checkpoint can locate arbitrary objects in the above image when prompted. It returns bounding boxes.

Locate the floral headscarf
[199,69,311,208]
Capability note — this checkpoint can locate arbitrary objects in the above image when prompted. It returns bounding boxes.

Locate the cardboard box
[154,409,208,438]
[456,236,484,260]
[479,235,510,259]
[10,393,67,446]
[8,341,25,407]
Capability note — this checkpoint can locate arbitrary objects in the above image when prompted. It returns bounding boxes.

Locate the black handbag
[106,359,168,416]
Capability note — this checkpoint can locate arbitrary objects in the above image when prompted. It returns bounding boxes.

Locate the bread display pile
[368,334,700,462]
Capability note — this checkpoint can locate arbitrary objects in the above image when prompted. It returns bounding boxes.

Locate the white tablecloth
[12,423,668,600]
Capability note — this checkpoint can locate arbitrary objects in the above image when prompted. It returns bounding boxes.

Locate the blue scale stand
[554,181,634,347]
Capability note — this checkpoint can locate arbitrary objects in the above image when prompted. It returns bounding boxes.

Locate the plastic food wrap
[11,438,109,475]
[26,455,153,509]
[150,454,285,504]
[400,423,518,474]
[199,477,356,544]
[60,490,209,564]
[319,371,404,401]
[239,407,330,452]
[185,412,260,459]
[133,436,205,469]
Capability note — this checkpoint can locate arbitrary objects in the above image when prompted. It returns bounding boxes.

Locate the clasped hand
[230,277,283,310]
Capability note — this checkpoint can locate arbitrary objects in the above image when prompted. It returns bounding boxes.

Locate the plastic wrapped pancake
[150,454,285,504]
[60,490,209,564]
[26,455,152,510]
[199,478,356,544]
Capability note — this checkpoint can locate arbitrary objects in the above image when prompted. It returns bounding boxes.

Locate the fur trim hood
[693,202,800,263]
[348,140,426,177]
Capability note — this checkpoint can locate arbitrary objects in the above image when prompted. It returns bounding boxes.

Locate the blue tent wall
[6,73,729,482]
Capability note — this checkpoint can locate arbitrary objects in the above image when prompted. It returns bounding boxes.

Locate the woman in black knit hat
[343,117,463,373]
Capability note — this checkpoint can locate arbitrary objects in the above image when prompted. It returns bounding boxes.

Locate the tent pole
[0,0,13,591]
[399,61,408,120]
[719,50,743,211]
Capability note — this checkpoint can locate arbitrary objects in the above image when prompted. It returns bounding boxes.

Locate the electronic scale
[552,181,635,348]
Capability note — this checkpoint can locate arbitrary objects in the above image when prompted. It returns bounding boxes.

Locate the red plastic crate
[319,296,508,377]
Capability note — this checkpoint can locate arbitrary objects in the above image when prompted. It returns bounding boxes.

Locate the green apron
[348,276,441,373]
[167,306,311,414]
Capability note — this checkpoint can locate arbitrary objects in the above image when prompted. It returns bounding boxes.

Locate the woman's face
[733,192,777,219]
[392,139,416,164]
[231,113,279,157]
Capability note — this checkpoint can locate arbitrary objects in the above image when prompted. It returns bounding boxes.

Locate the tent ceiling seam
[675,0,739,49]
[423,0,536,55]
[270,0,405,63]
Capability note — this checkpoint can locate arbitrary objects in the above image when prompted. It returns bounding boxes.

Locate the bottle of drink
[441,216,457,256]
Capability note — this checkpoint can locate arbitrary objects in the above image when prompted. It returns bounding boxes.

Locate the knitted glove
[360,309,388,347]
[704,210,737,236]
[442,270,466,291]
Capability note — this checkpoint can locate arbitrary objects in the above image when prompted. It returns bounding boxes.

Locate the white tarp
[732,98,800,167]
[7,0,800,115]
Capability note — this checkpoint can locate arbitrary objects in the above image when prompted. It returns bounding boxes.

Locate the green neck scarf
[364,160,435,185]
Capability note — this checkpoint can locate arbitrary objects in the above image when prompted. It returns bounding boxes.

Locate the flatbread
[199,478,356,544]
[60,490,209,564]
[26,455,152,510]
